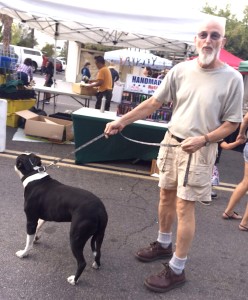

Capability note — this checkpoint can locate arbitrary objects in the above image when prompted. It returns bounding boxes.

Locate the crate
[49,112,72,121]
[7,98,36,127]
[0,75,6,85]
[72,83,97,96]
[0,56,12,69]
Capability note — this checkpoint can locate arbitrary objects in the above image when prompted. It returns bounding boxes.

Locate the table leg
[36,91,41,109]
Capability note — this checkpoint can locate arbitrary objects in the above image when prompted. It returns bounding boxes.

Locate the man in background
[88,56,113,111]
[108,64,120,88]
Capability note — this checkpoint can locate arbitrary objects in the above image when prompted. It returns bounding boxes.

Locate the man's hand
[104,120,125,138]
[181,136,206,153]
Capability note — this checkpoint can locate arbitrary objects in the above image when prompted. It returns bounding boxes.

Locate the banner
[124,74,162,95]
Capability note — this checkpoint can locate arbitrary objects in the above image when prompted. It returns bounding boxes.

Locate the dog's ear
[29,153,42,167]
[16,155,25,171]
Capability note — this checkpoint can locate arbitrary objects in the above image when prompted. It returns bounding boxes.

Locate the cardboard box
[15,110,74,142]
[72,83,97,96]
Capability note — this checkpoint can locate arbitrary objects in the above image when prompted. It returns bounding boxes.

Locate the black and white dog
[15,153,108,285]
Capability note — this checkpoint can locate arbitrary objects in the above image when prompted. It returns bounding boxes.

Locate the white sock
[157,231,172,248]
[169,252,187,275]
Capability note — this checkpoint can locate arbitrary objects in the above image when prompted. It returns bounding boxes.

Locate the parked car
[56,56,67,71]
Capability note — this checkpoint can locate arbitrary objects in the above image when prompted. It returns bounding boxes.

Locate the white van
[12,45,43,73]
[0,43,43,73]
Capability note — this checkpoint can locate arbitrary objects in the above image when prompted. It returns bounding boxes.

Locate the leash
[45,133,105,169]
[46,132,179,169]
[120,132,191,186]
[45,131,191,187]
[183,153,192,187]
[119,132,179,147]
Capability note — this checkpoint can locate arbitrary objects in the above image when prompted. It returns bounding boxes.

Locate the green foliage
[11,23,22,45]
[58,41,68,59]
[41,43,54,57]
[11,24,38,48]
[83,43,121,52]
[202,3,248,60]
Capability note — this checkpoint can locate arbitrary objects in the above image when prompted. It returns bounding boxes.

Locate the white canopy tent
[0,1,225,81]
[104,48,172,69]
[0,1,226,54]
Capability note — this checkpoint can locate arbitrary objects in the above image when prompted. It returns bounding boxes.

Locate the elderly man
[104,18,243,293]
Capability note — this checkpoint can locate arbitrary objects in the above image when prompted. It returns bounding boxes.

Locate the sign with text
[124,74,162,95]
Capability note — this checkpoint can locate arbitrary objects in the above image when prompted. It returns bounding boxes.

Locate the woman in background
[142,66,152,77]
[43,61,54,104]
[16,57,33,85]
[222,112,248,230]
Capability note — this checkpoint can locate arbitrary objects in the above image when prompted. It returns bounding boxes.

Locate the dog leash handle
[183,153,192,187]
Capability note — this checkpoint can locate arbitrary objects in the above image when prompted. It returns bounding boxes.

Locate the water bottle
[100,96,106,113]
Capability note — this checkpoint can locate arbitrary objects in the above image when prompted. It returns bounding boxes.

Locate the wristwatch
[204,134,210,146]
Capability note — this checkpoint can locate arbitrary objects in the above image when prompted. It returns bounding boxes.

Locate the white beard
[198,47,219,66]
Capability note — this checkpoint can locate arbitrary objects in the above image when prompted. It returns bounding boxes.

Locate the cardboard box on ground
[15,110,74,142]
[72,83,97,96]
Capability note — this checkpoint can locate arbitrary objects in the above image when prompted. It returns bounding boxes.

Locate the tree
[41,43,54,57]
[0,14,13,53]
[58,41,68,59]
[16,26,38,48]
[11,23,22,45]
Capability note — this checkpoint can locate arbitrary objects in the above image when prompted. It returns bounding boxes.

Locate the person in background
[41,54,48,75]
[43,61,54,104]
[108,65,119,88]
[87,56,113,111]
[157,70,165,80]
[211,131,246,199]
[104,18,243,293]
[143,66,153,77]
[16,57,33,85]
[222,112,248,228]
[81,62,91,81]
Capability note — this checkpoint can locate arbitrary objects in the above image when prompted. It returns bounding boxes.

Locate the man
[104,18,243,293]
[108,65,120,88]
[88,56,113,111]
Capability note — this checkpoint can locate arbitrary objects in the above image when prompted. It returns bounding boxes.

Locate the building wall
[66,41,106,83]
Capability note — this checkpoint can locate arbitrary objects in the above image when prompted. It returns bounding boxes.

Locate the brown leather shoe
[144,263,186,293]
[135,241,172,262]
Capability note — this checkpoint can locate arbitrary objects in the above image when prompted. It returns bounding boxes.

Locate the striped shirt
[16,64,33,80]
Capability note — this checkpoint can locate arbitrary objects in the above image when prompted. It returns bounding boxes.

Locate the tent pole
[53,22,59,88]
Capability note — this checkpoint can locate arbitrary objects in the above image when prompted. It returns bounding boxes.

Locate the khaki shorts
[157,131,218,202]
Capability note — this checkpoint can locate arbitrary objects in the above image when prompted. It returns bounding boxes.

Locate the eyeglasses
[197,31,223,41]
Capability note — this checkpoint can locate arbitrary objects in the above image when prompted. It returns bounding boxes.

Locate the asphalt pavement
[0,75,248,300]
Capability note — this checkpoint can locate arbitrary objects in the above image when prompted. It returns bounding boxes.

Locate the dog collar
[22,172,49,188]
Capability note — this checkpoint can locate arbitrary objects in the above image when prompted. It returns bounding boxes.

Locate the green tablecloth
[72,108,168,164]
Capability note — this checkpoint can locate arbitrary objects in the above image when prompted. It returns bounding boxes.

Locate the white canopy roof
[0,0,226,57]
[104,48,172,69]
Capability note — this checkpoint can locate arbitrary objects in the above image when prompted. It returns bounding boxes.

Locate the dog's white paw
[92,261,100,269]
[67,275,76,285]
[16,250,28,258]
